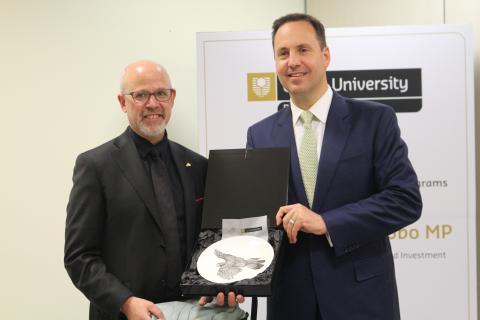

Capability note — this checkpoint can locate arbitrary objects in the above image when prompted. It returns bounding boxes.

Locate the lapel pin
[186,162,192,167]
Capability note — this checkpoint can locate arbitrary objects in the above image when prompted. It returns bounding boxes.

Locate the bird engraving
[214,249,265,280]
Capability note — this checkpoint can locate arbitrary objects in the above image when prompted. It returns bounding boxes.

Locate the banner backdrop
[197,25,476,319]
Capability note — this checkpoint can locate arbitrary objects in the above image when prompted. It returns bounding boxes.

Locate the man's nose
[145,93,161,107]
[288,52,300,68]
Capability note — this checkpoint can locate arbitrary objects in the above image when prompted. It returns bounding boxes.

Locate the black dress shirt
[128,128,187,267]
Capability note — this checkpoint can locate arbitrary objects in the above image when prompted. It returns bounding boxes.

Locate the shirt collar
[128,127,169,160]
[291,86,333,125]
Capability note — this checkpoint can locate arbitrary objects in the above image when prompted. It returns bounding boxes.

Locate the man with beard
[64,60,208,320]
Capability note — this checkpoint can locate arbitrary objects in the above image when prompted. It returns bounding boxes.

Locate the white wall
[308,0,445,26]
[0,1,304,318]
[2,0,478,318]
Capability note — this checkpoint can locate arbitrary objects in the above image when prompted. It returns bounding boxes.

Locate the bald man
[65,60,208,320]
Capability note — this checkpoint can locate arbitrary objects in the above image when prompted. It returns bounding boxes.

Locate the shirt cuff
[325,232,333,247]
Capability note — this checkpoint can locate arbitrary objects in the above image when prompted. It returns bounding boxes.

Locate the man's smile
[287,71,308,78]
[143,113,164,120]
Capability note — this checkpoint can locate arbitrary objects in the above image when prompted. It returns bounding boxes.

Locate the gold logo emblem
[247,73,276,101]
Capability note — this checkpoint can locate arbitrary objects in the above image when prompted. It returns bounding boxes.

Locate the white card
[222,215,268,241]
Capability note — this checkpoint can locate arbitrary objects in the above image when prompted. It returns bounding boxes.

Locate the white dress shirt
[290,86,334,246]
[290,86,333,162]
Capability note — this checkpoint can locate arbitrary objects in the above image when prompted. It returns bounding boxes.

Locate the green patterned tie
[299,111,318,207]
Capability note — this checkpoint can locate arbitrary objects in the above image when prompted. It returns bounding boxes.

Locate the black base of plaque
[180,229,285,297]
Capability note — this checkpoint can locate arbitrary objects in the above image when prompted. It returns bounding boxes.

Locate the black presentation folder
[180,147,290,297]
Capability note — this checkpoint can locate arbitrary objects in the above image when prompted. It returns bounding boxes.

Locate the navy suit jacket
[64,129,207,320]
[247,93,422,320]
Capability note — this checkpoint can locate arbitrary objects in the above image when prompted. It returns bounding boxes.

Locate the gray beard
[138,123,166,141]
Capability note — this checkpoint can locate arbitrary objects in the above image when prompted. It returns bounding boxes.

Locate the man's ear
[118,94,127,113]
[170,89,177,107]
[323,47,331,68]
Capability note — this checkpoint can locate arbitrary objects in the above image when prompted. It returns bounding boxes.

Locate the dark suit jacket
[64,129,207,320]
[247,93,422,320]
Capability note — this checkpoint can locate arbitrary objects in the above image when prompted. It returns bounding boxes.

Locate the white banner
[197,25,476,319]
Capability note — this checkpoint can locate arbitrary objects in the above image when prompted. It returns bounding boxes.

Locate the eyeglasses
[124,89,175,103]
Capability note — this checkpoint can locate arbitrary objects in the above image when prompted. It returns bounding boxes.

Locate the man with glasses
[64,60,208,320]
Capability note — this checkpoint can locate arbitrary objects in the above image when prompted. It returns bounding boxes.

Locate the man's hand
[122,296,164,320]
[198,291,245,307]
[276,203,327,243]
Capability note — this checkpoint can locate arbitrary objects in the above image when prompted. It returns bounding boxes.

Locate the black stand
[251,297,257,320]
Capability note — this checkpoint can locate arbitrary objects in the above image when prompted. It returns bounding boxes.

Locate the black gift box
[180,147,290,297]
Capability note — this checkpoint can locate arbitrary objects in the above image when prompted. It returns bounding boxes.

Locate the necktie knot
[300,111,314,127]
[148,149,161,161]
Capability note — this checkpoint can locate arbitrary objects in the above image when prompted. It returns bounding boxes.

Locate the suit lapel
[273,108,309,206]
[169,142,197,256]
[314,93,352,210]
[111,130,166,236]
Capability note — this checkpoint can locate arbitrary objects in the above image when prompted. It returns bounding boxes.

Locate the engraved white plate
[197,235,274,284]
